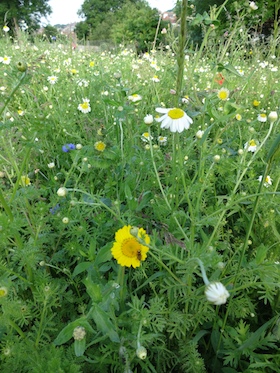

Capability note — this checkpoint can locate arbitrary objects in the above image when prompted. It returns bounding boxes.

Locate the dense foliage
[0,1,280,372]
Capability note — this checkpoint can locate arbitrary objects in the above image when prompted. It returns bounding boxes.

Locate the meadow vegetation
[0,1,280,372]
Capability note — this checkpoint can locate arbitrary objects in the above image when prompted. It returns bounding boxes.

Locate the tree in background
[0,0,51,32]
[111,1,168,52]
[75,0,130,40]
[75,0,168,50]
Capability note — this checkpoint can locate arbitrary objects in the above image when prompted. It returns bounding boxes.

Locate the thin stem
[175,0,188,104]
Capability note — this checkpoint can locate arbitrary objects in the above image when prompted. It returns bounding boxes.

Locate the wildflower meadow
[0,2,280,372]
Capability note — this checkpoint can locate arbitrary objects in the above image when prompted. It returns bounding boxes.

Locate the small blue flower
[62,143,76,152]
[50,204,60,214]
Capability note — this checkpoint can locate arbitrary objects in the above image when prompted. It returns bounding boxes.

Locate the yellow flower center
[265,176,270,183]
[168,108,184,119]
[95,141,106,151]
[81,102,89,109]
[253,100,260,106]
[21,176,31,186]
[260,113,266,118]
[218,89,229,100]
[121,238,141,258]
[249,140,256,146]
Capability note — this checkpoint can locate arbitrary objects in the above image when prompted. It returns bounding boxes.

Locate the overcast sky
[43,0,176,25]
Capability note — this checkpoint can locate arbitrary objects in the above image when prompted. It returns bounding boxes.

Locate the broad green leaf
[91,304,120,343]
[72,262,92,278]
[94,242,112,266]
[84,277,102,303]
[74,338,86,357]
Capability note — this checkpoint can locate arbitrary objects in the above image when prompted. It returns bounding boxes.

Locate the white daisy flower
[258,175,272,187]
[244,139,258,152]
[155,107,193,133]
[128,93,142,102]
[158,136,167,145]
[47,75,58,84]
[141,132,153,142]
[257,113,267,122]
[2,56,11,65]
[78,98,91,114]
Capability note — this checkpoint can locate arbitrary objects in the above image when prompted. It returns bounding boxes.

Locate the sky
[43,0,176,25]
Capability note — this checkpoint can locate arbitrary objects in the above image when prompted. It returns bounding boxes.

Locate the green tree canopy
[0,0,51,31]
[111,1,168,52]
[75,0,149,41]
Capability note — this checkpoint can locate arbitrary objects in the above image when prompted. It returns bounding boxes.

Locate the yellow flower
[111,225,150,268]
[217,88,230,101]
[94,141,106,152]
[253,100,260,107]
[89,61,95,67]
[21,175,31,186]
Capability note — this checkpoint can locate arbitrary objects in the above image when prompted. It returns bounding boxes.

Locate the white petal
[155,108,170,114]
[155,114,167,123]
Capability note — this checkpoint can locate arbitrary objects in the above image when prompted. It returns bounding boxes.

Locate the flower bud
[17,61,27,72]
[136,346,147,360]
[73,326,86,341]
[144,114,153,125]
[196,130,204,139]
[205,282,230,305]
[57,187,67,197]
[268,111,278,123]
[0,286,8,297]
[130,226,139,237]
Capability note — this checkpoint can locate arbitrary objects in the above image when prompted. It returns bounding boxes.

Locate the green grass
[0,23,279,373]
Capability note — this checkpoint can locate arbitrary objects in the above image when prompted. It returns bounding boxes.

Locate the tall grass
[0,3,279,372]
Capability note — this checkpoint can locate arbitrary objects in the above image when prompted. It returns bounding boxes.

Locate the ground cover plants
[0,1,280,372]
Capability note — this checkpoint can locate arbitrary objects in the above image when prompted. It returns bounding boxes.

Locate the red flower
[215,73,225,85]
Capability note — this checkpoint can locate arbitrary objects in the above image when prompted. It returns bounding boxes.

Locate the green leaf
[84,277,102,303]
[238,317,276,351]
[74,338,86,357]
[72,262,92,278]
[94,242,112,266]
[266,133,280,163]
[217,63,244,77]
[91,304,120,343]
[255,244,268,265]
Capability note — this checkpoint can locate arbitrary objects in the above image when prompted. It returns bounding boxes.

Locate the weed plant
[0,2,280,372]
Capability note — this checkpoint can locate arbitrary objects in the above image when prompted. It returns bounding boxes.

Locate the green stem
[10,146,32,203]
[9,319,26,339]
[0,189,13,220]
[175,0,188,104]
[0,72,27,118]
[148,128,190,242]
[117,265,126,307]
